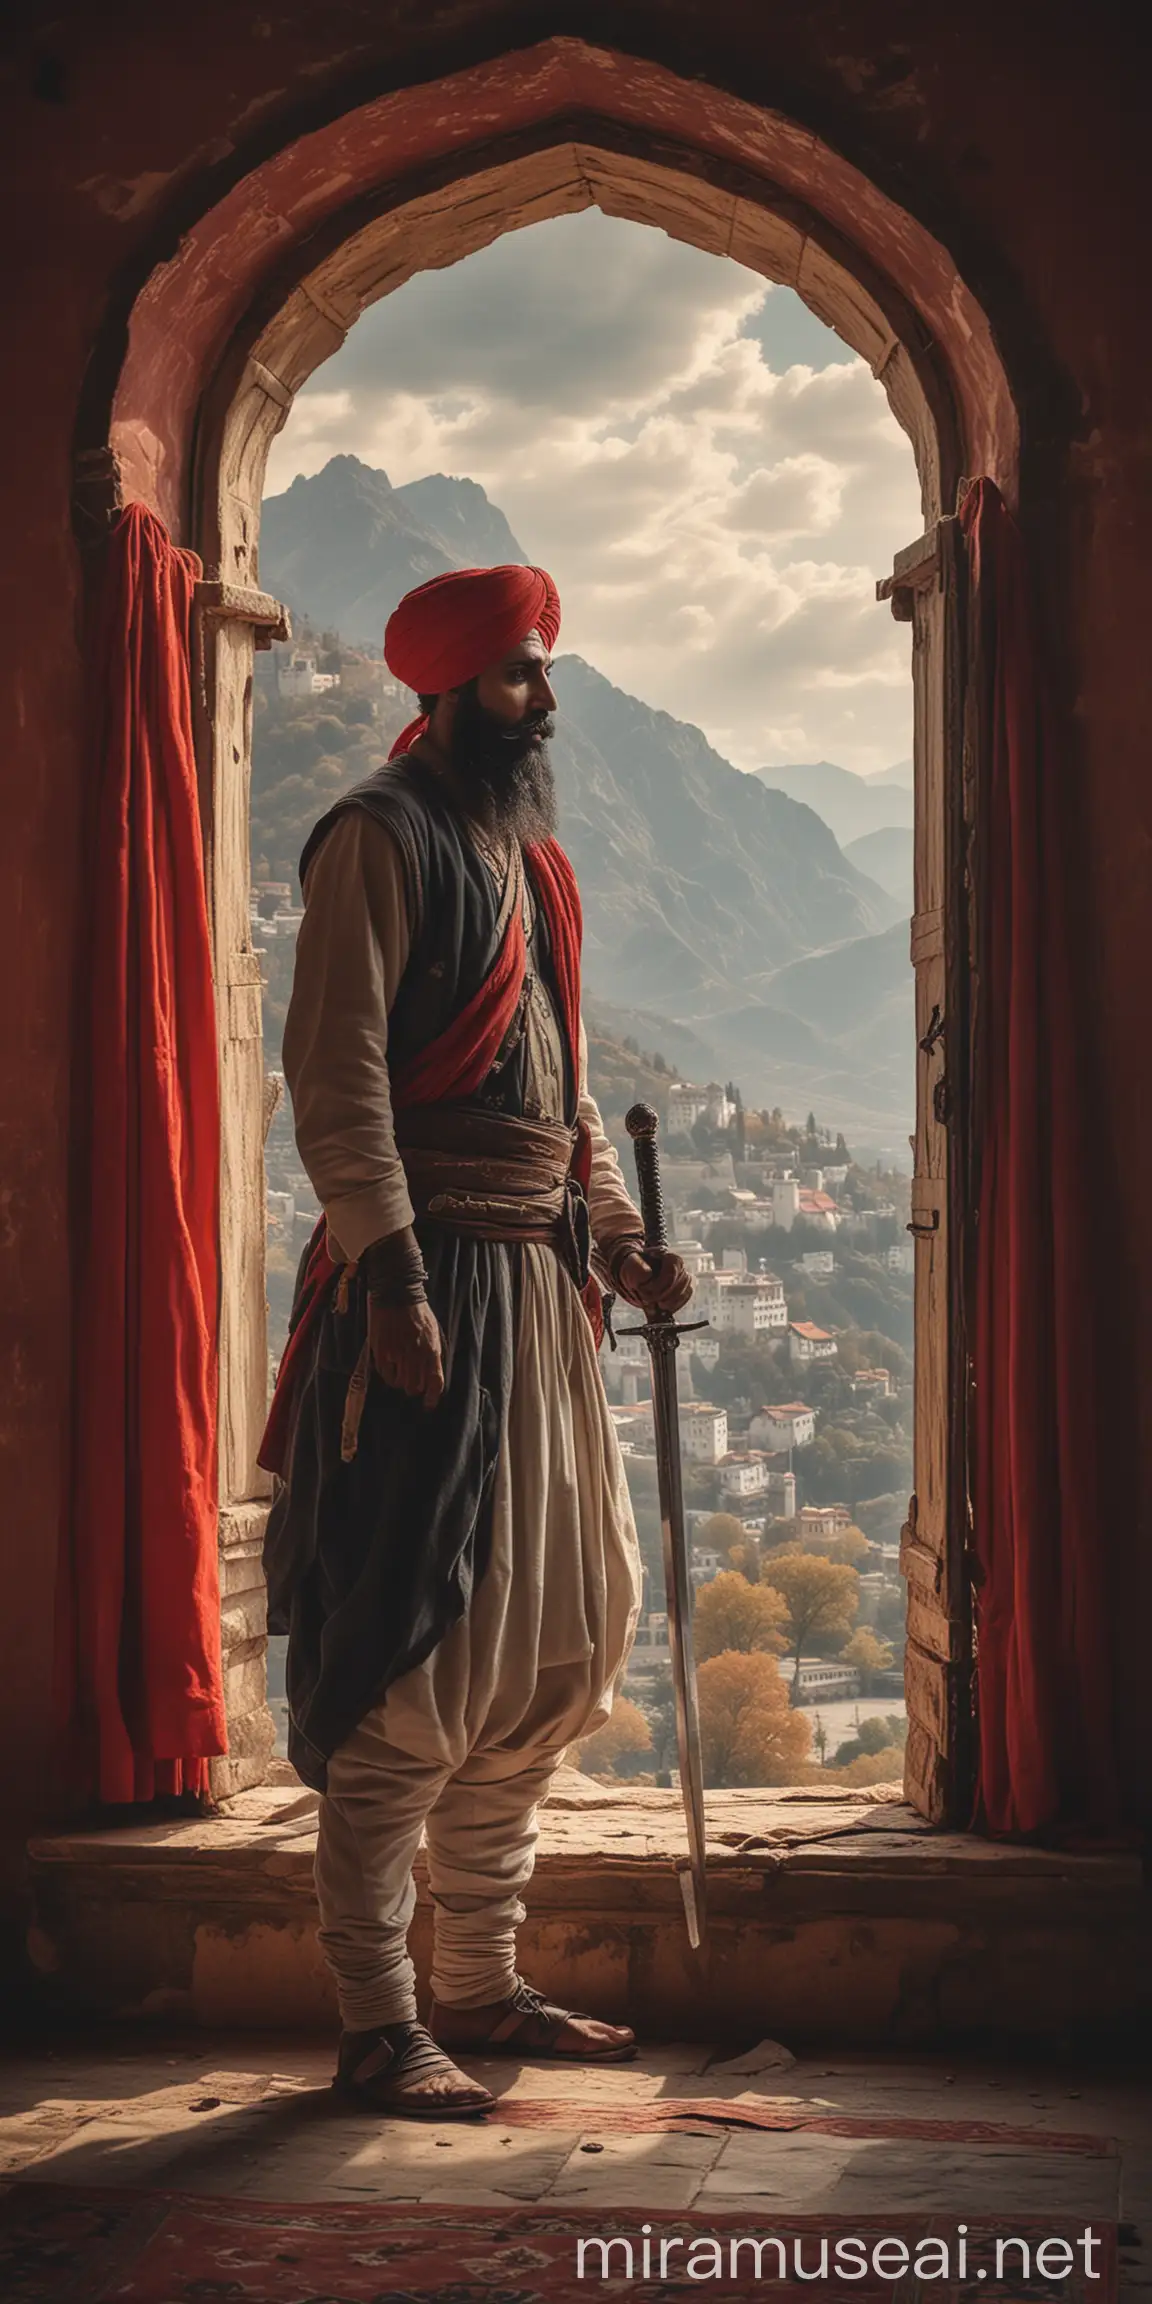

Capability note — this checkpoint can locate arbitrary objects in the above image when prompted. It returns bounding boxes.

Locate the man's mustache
[500,712,555,744]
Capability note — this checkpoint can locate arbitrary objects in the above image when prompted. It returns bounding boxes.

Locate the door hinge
[919,1004,945,1058]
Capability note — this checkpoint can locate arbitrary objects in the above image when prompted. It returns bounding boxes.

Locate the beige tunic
[282,809,644,1767]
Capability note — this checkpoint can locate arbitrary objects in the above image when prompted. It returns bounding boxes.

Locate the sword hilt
[625,1102,668,1258]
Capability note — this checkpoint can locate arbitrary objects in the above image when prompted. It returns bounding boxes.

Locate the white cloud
[266,211,921,773]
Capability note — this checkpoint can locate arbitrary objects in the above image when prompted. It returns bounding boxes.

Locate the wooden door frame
[879,508,977,1827]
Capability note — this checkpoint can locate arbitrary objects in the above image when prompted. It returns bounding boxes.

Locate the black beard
[448,684,557,843]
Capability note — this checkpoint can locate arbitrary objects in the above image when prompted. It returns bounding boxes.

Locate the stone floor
[0,2030,1147,2287]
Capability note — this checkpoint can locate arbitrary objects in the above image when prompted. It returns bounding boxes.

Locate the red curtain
[57,502,227,1805]
[964,480,1137,1839]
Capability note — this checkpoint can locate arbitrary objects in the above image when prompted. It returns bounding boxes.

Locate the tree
[769,1553,860,1694]
[841,1627,895,1691]
[573,1696,652,1776]
[697,1650,812,1787]
[833,1712,907,1764]
[694,1571,789,1662]
[726,1537,762,1584]
[701,1512,749,1561]
[828,1526,871,1567]
[830,1745,905,1787]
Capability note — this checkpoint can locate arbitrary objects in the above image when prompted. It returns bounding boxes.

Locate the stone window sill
[26,1772,1146,2046]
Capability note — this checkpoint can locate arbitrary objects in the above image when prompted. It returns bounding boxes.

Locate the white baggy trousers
[314,1244,642,2030]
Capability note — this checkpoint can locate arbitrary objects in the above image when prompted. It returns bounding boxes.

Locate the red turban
[384,565,560,697]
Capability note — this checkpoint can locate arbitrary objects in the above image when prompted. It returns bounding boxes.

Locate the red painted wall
[0,6,1147,1837]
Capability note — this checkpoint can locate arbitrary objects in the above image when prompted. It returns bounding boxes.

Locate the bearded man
[261,565,691,2119]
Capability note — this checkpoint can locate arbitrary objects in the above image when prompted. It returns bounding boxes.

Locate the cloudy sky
[266,212,920,775]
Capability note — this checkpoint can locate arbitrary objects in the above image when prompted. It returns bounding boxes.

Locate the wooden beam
[195,580,291,643]
[877,526,944,620]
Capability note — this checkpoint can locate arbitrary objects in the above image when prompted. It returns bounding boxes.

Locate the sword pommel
[625,1102,668,1256]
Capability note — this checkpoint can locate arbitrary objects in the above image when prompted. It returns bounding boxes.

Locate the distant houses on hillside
[667,1080,735,1134]
[751,1403,817,1451]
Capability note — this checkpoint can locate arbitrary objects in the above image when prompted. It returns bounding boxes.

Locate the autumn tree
[830,1745,905,1787]
[769,1553,860,1694]
[833,1712,907,1765]
[841,1627,895,1690]
[701,1513,749,1561]
[697,1650,812,1787]
[828,1526,871,1567]
[727,1537,762,1584]
[694,1571,789,1664]
[573,1696,652,1777]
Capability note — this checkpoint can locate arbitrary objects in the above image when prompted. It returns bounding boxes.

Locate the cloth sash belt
[394,1107,591,1288]
[337,1109,594,1466]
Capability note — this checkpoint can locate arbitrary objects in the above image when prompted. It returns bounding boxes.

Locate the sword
[622,1101,709,1949]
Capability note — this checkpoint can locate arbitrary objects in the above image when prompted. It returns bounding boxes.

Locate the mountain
[393,474,527,571]
[549,658,899,1020]
[260,455,527,644]
[844,826,913,909]
[755,759,913,846]
[715,921,915,1142]
[544,660,912,1139]
[867,758,913,787]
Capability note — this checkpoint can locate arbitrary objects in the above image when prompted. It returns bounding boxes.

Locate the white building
[789,1321,838,1366]
[887,1239,916,1275]
[609,1404,654,1452]
[798,1189,840,1233]
[690,1545,725,1585]
[751,1403,816,1451]
[679,1404,728,1463]
[766,1466,798,1518]
[705,1082,734,1128]
[276,651,340,698]
[800,1250,835,1277]
[794,1658,862,1703]
[717,1453,796,1516]
[693,1269,785,1334]
[771,1180,800,1230]
[667,1083,709,1135]
[726,1280,787,1335]
[851,1367,893,1399]
[719,1452,772,1498]
[625,1613,671,1680]
[798,1504,853,1541]
[675,1240,715,1277]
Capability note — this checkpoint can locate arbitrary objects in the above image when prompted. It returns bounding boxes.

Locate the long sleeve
[576,1021,645,1263]
[282,810,416,1263]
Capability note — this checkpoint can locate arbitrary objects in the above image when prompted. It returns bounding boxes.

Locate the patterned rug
[488,2097,1116,2149]
[0,2185,1117,2303]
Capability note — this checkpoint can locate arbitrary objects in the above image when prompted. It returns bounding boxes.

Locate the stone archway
[92,40,1020,1805]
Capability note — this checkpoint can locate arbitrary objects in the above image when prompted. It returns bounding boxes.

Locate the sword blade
[646,1313,708,1948]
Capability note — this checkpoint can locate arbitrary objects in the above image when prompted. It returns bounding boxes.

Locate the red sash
[258,834,593,1476]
